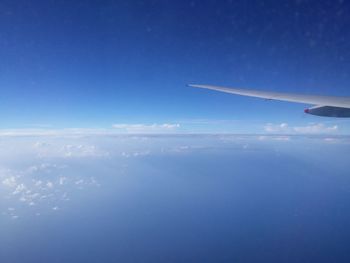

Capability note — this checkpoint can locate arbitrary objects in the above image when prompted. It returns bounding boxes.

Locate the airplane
[190,84,350,118]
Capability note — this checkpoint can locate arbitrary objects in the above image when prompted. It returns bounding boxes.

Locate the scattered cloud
[61,144,108,158]
[27,163,64,174]
[121,150,151,158]
[1,160,100,218]
[2,176,17,187]
[264,123,289,133]
[34,142,109,158]
[13,183,26,195]
[258,135,291,141]
[59,177,67,185]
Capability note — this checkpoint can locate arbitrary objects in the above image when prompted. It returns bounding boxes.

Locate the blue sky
[1,0,350,133]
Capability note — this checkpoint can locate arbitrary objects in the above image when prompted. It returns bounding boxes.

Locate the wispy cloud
[112,123,180,133]
[34,141,109,158]
[293,124,338,134]
[0,125,181,136]
[264,123,290,133]
[264,123,339,134]
[0,121,344,138]
[0,128,112,137]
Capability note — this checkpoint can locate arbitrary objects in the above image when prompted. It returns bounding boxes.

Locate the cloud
[112,123,180,133]
[34,142,109,158]
[13,184,26,195]
[258,135,291,141]
[27,163,63,174]
[0,159,100,217]
[121,150,151,158]
[2,176,17,187]
[59,177,67,185]
[61,144,106,158]
[264,123,339,134]
[0,128,112,137]
[264,123,289,133]
[0,125,183,137]
[293,124,338,134]
[35,180,43,186]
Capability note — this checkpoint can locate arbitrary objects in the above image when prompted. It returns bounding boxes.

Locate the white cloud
[59,177,67,185]
[0,159,100,217]
[13,184,26,195]
[112,123,180,133]
[121,150,151,158]
[0,126,182,137]
[75,179,84,185]
[258,135,291,141]
[293,124,338,134]
[27,163,62,174]
[34,142,109,158]
[2,176,17,187]
[0,128,112,137]
[34,180,43,186]
[264,123,339,134]
[264,123,289,133]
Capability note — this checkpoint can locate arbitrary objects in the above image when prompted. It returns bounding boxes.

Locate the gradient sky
[1,0,350,133]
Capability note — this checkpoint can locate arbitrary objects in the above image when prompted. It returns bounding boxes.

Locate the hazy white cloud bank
[34,141,109,158]
[0,134,181,220]
[0,124,181,136]
[0,128,112,137]
[264,123,339,134]
[0,132,348,220]
[112,123,180,133]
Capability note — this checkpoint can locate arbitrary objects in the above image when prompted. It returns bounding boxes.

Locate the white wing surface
[190,84,350,117]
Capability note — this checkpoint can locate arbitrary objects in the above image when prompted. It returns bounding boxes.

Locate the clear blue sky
[1,0,350,133]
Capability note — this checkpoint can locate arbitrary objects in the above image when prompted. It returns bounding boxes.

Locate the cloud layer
[112,123,180,133]
[264,123,339,134]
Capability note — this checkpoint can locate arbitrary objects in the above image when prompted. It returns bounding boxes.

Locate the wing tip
[188,84,208,89]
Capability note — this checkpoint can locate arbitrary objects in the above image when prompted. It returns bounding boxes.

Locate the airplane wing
[190,84,350,117]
